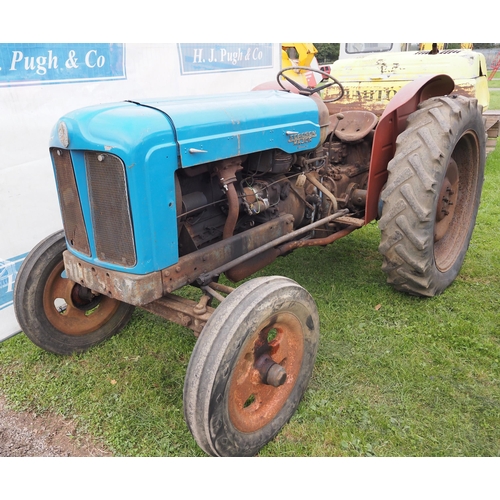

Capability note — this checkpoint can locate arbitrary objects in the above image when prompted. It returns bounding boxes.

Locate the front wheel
[183,276,320,456]
[378,95,486,296]
[14,230,135,355]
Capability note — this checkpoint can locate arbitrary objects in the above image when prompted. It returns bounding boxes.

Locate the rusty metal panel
[325,82,403,116]
[141,293,214,335]
[63,251,163,306]
[162,214,295,292]
[327,81,489,117]
[365,75,455,224]
[85,152,136,267]
[51,148,91,256]
[328,50,491,115]
[334,216,365,227]
[484,111,500,155]
[62,215,295,306]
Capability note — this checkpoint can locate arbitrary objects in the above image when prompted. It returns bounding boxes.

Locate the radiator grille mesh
[51,148,90,256]
[85,152,136,267]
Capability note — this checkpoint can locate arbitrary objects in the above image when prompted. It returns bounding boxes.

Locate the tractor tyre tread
[378,95,485,297]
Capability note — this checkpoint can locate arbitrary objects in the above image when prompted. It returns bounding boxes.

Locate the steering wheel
[277,66,344,103]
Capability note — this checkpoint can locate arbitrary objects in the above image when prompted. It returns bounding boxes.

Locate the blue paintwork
[50,101,179,275]
[49,90,321,274]
[140,90,321,167]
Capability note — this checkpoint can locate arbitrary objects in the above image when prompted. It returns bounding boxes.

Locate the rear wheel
[183,276,320,456]
[14,230,135,355]
[378,95,485,296]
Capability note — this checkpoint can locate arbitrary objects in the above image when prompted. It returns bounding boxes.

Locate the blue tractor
[14,68,486,456]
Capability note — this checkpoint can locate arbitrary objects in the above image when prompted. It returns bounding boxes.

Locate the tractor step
[335,216,365,227]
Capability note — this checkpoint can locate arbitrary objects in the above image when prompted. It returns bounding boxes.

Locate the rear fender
[365,74,455,223]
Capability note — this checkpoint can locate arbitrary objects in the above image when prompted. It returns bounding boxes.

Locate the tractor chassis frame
[63,209,356,335]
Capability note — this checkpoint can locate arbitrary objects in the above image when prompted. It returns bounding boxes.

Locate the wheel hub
[228,312,304,433]
[70,283,102,312]
[434,158,459,242]
[254,353,287,387]
[43,260,121,336]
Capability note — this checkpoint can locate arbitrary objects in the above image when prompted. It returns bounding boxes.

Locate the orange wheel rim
[228,312,304,433]
[43,260,120,336]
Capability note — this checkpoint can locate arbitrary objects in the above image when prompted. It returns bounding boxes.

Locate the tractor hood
[137,90,322,167]
[51,90,322,169]
[48,90,323,275]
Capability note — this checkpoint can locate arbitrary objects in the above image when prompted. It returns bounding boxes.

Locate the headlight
[57,121,69,148]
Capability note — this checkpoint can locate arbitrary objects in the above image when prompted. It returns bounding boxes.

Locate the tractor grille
[51,148,90,256]
[85,152,136,267]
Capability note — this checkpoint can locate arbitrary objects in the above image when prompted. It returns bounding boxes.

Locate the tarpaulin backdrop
[0,43,280,341]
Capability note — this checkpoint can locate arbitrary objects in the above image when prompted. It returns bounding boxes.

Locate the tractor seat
[330,110,378,142]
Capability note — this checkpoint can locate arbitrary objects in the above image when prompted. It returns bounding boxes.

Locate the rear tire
[378,95,485,297]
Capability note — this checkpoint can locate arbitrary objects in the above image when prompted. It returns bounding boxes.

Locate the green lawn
[488,77,500,89]
[1,144,499,457]
[489,88,500,110]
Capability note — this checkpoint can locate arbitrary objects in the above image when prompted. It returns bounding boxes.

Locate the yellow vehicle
[328,43,499,154]
[281,43,321,87]
[329,44,489,112]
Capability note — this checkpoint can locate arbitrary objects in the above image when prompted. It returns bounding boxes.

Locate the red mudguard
[365,74,455,223]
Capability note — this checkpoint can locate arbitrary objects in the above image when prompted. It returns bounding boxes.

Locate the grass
[485,70,499,108]
[488,76,500,89]
[489,88,500,110]
[1,144,500,458]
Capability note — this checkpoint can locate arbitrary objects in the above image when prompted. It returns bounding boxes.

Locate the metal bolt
[179,314,192,327]
[266,363,287,387]
[255,353,287,387]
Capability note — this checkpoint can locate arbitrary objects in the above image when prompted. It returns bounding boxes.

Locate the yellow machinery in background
[329,43,490,113]
[280,43,499,154]
[281,43,320,87]
[419,43,473,51]
[328,43,499,154]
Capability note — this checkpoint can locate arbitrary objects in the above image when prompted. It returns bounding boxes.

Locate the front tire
[378,95,485,297]
[14,230,135,355]
[183,276,320,456]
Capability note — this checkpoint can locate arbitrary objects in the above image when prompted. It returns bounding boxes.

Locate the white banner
[0,43,281,341]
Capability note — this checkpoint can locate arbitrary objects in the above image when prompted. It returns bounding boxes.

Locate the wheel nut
[266,363,287,387]
[255,353,287,387]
